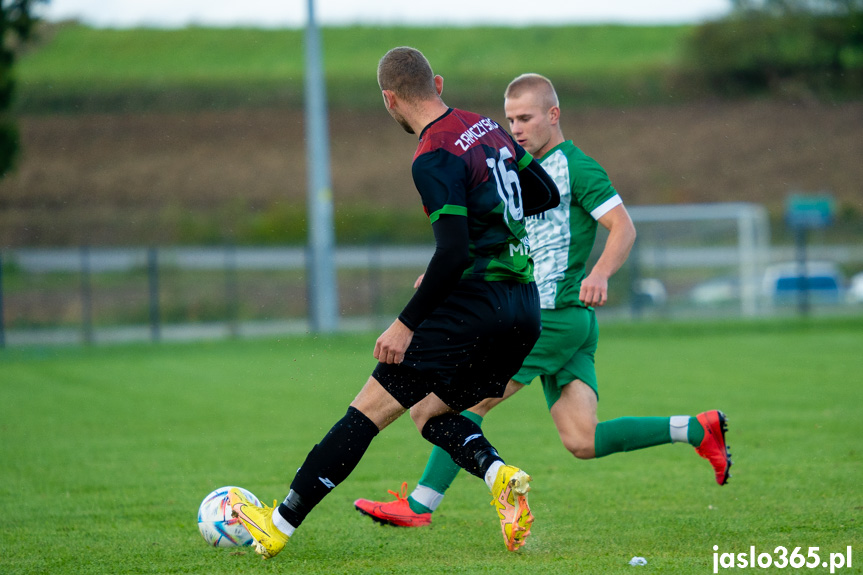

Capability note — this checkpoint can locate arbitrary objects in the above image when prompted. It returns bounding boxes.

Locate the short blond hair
[504,73,559,110]
[377,46,438,101]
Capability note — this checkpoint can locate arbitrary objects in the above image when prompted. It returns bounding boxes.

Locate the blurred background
[1,0,861,345]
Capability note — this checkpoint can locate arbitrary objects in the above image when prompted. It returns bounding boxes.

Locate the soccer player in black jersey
[227,46,559,557]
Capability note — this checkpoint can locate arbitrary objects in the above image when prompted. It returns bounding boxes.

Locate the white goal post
[625,202,771,317]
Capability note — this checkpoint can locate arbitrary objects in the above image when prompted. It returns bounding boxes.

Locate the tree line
[686,0,863,97]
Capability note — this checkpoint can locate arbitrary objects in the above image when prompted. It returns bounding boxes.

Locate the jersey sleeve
[397,215,469,330]
[399,147,472,330]
[411,148,468,223]
[572,154,621,220]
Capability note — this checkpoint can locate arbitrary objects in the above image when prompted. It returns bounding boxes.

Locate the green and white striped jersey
[527,140,621,309]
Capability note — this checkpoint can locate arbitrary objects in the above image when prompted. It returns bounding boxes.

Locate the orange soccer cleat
[695,410,732,486]
[354,482,432,527]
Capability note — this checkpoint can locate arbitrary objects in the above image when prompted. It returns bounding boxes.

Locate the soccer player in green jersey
[354,73,732,529]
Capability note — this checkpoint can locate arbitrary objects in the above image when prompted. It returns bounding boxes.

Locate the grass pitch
[1,318,861,574]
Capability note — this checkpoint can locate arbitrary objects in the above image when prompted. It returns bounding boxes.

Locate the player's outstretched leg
[590,408,732,486]
[228,488,290,559]
[488,463,534,551]
[354,482,432,527]
[694,410,732,485]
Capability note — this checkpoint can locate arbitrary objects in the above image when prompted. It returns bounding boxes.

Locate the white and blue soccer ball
[197,486,261,547]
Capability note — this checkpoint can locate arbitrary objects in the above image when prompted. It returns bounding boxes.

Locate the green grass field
[16,24,694,112]
[2,318,861,574]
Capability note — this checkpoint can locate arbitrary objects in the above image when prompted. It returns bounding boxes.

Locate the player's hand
[374,319,414,364]
[579,271,609,307]
[414,274,424,288]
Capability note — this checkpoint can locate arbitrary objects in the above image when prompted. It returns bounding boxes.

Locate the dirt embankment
[1,99,861,246]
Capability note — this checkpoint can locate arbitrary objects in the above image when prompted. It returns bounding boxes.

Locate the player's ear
[381,89,394,110]
[434,75,444,97]
[548,105,561,125]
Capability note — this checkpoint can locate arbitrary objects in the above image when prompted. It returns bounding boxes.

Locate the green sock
[687,416,705,446]
[594,416,670,458]
[408,410,484,514]
[594,416,703,458]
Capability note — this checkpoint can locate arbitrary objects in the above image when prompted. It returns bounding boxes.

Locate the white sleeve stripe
[590,195,622,220]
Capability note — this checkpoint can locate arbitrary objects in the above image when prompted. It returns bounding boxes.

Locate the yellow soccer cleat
[490,465,534,551]
[228,488,289,559]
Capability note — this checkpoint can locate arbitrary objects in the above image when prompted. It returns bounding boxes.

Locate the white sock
[669,415,690,444]
[410,485,445,512]
[271,508,296,537]
[484,460,504,490]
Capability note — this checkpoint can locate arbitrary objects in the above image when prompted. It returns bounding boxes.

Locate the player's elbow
[614,216,637,250]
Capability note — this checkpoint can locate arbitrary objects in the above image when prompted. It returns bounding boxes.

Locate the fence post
[0,251,5,348]
[628,239,643,319]
[225,244,239,338]
[148,247,161,341]
[80,246,94,345]
[793,226,810,316]
[368,243,384,327]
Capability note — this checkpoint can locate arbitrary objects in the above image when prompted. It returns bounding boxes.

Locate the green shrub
[685,10,863,97]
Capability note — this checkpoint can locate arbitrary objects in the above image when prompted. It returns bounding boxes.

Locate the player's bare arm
[579,203,636,307]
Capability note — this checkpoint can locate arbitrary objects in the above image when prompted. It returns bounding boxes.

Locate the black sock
[277,406,379,528]
[421,413,502,479]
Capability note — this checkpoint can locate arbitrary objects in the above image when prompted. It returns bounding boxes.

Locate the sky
[37,0,733,29]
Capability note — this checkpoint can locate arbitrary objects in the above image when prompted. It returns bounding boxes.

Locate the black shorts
[373,280,541,412]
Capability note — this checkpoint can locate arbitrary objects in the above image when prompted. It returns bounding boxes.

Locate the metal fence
[0,245,434,346]
[2,203,861,347]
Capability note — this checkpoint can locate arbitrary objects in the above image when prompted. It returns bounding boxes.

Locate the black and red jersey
[411,108,535,282]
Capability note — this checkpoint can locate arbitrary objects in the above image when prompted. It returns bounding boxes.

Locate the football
[197,486,262,547]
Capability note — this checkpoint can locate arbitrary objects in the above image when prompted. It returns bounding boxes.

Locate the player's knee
[409,408,429,433]
[566,442,596,460]
[561,431,596,460]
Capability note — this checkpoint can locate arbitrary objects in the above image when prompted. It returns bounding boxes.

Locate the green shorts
[512,305,599,410]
